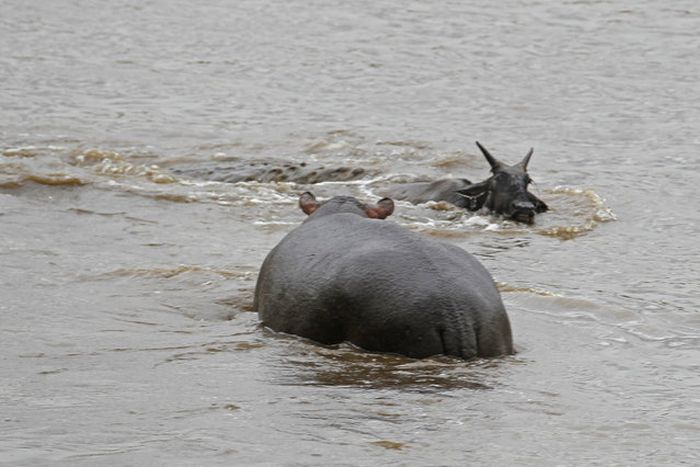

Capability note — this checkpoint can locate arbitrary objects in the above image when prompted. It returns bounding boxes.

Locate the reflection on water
[271,336,510,391]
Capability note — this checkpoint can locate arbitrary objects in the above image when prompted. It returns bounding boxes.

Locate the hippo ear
[364,197,394,219]
[456,180,490,211]
[476,141,502,172]
[519,148,534,170]
[299,192,320,215]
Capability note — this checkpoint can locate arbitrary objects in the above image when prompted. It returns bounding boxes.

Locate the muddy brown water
[1,1,699,465]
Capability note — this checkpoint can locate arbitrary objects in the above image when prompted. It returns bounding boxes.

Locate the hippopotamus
[254,192,514,360]
[380,142,548,224]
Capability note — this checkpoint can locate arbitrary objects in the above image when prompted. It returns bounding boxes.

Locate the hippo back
[255,211,513,359]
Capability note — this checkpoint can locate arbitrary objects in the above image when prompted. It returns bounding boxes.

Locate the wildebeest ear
[364,197,394,219]
[299,192,320,215]
[457,180,489,197]
[527,192,548,213]
[456,180,490,211]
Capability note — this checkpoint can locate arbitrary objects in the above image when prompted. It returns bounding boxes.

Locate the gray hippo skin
[254,192,514,360]
[380,141,548,224]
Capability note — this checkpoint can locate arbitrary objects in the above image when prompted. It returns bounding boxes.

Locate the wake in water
[1,141,616,240]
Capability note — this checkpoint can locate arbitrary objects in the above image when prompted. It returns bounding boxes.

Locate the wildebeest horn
[475,141,502,171]
[520,148,534,169]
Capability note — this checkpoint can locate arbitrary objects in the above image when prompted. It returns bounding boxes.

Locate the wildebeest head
[456,142,548,224]
[299,192,395,219]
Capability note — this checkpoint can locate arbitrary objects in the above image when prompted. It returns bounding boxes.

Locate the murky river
[1,0,699,465]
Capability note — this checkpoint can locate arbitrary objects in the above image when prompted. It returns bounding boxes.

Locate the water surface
[1,1,699,465]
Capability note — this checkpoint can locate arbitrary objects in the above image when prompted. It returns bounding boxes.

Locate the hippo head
[457,142,548,224]
[299,192,395,219]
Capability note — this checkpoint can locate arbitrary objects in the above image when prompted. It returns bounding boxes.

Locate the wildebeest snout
[510,199,536,223]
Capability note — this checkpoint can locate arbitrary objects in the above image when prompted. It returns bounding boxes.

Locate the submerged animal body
[378,177,473,206]
[254,192,514,360]
[171,160,370,184]
[381,142,548,224]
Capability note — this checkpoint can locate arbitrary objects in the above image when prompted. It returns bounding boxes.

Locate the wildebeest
[254,192,514,360]
[380,142,548,224]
